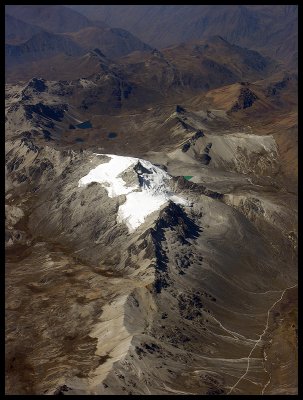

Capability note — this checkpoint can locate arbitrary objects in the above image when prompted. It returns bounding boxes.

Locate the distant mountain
[5,4,93,33]
[6,48,117,83]
[66,26,152,59]
[5,5,153,82]
[5,14,44,44]
[6,31,84,68]
[121,36,277,95]
[68,5,297,68]
[164,36,276,81]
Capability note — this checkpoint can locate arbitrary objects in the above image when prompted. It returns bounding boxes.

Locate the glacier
[78,154,188,232]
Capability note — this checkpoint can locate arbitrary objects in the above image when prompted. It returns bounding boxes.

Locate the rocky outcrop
[24,103,68,122]
[182,130,204,152]
[231,87,258,111]
[266,73,297,97]
[146,202,200,293]
[174,176,223,200]
[26,77,47,93]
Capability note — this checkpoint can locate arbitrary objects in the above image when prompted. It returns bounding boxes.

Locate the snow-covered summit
[78,154,188,232]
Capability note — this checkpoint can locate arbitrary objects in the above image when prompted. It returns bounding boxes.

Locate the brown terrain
[5,5,297,396]
[68,5,298,69]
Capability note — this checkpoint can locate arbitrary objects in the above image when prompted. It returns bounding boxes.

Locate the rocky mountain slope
[6,28,152,75]
[6,34,278,97]
[122,35,277,92]
[6,31,84,68]
[5,69,297,394]
[5,5,297,395]
[5,5,152,78]
[68,5,297,69]
[5,14,44,45]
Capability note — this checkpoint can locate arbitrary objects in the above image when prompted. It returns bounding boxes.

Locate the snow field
[78,154,188,232]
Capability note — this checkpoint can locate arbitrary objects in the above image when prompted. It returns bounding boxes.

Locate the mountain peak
[78,154,188,233]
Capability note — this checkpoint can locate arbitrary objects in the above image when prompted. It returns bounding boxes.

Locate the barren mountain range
[5,4,297,395]
[68,4,298,69]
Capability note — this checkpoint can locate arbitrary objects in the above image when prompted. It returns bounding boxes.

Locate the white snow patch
[78,155,138,197]
[78,154,189,232]
[117,191,167,232]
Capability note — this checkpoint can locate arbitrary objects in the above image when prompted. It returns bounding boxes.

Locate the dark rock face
[154,163,168,171]
[197,153,211,165]
[140,202,201,294]
[134,161,153,176]
[92,48,106,58]
[194,130,204,139]
[24,103,68,122]
[241,88,258,108]
[42,130,53,141]
[204,142,212,154]
[182,142,191,153]
[155,202,200,242]
[181,129,211,164]
[178,292,204,320]
[182,130,204,152]
[174,176,223,200]
[27,77,47,93]
[176,105,185,113]
[153,203,201,292]
[54,385,72,395]
[231,87,258,111]
[266,74,296,97]
[20,137,40,153]
[178,119,190,130]
[7,156,24,172]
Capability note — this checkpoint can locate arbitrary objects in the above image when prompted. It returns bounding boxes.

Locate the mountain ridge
[67,5,297,69]
[5,5,297,395]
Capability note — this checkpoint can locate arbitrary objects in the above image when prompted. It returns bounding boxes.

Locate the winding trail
[227,283,297,395]
[261,348,271,395]
[209,314,258,343]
